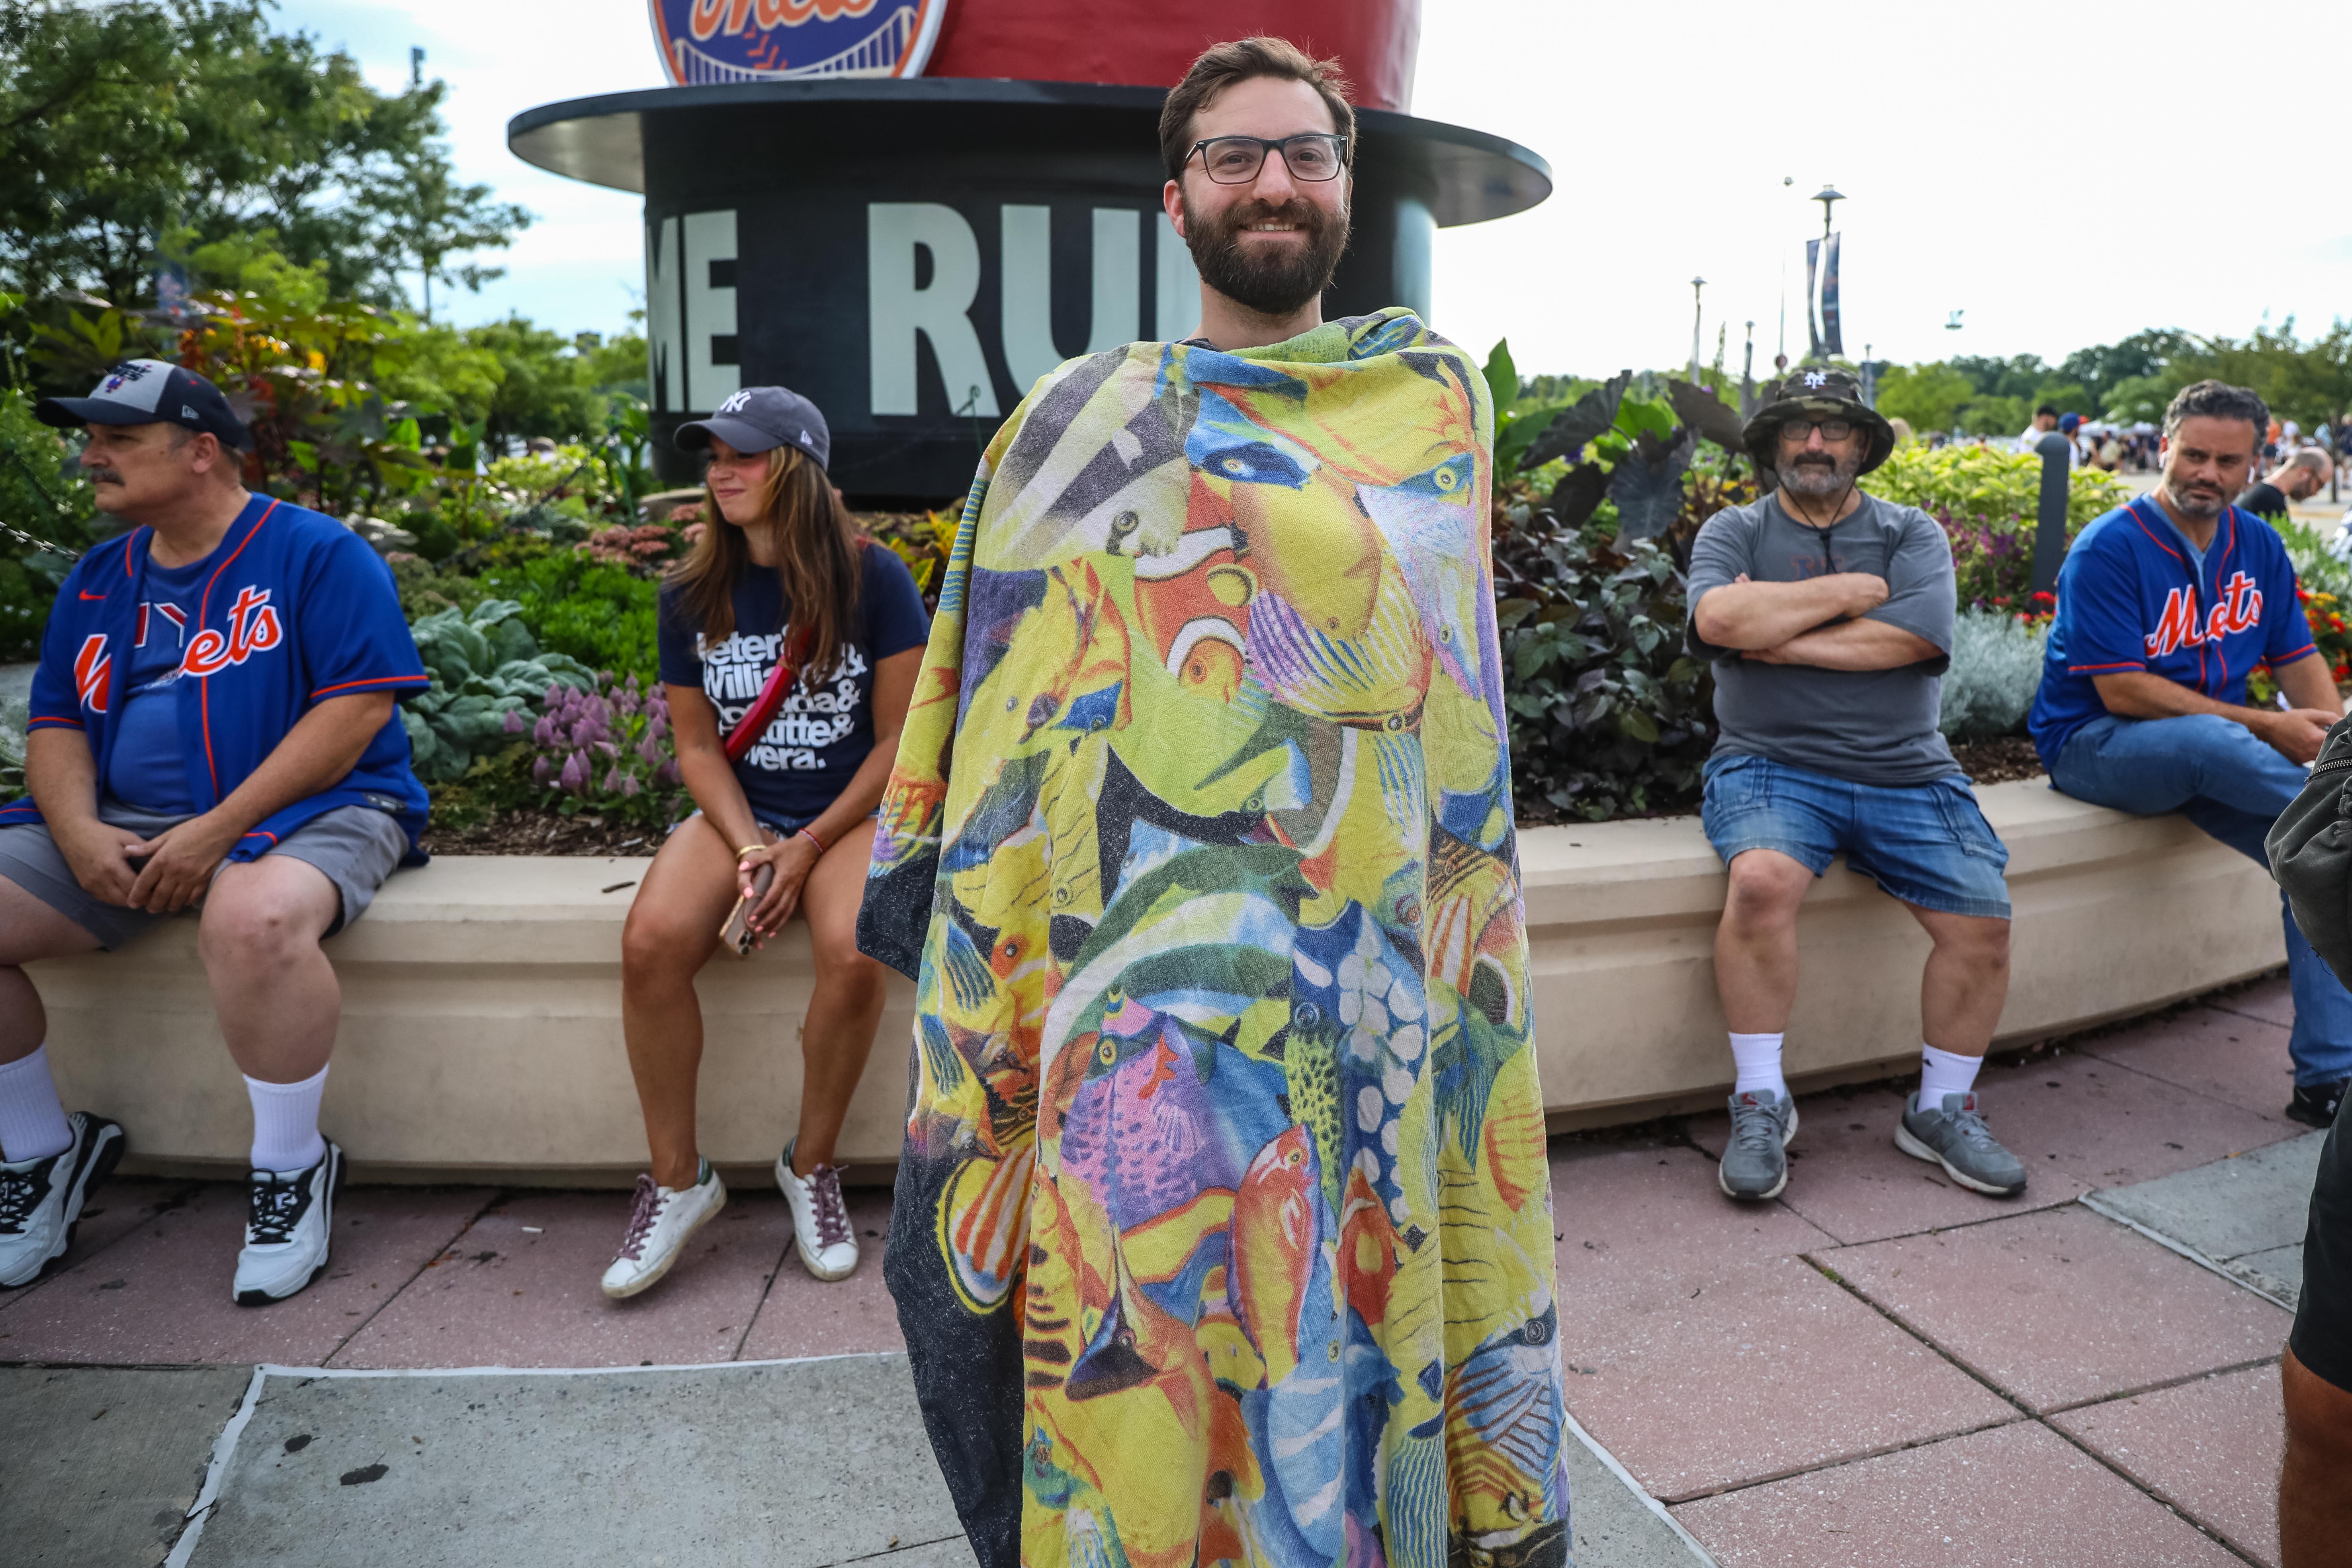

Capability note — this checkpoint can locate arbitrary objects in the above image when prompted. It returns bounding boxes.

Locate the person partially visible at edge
[600,385,928,1300]
[2018,402,2061,452]
[853,35,1570,1568]
[1686,367,2025,1207]
[2239,446,2334,520]
[0,360,430,1304]
[2031,380,2352,1128]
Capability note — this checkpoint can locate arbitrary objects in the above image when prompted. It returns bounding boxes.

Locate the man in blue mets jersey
[0,361,429,1304]
[2032,379,2351,1126]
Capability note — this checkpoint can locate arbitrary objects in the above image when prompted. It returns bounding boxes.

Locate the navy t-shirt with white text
[655,542,929,829]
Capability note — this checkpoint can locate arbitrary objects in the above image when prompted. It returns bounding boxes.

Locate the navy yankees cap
[35,358,253,452]
[674,385,830,471]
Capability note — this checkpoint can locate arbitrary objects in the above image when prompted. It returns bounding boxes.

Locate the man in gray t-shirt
[1683,368,2024,1209]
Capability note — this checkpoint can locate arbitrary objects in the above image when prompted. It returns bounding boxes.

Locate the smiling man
[0,360,428,1303]
[857,36,1570,1568]
[2033,380,2352,1126]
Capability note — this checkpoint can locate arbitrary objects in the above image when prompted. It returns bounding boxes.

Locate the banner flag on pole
[1819,232,1844,357]
[1803,240,1822,360]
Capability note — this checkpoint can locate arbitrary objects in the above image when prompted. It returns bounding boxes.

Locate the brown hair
[1157,36,1356,183]
[667,444,863,693]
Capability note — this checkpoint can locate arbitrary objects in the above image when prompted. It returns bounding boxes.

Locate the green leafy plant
[401,600,595,783]
[1493,505,1712,823]
[1864,444,2132,611]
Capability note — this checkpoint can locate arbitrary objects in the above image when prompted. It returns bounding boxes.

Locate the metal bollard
[2030,431,2072,601]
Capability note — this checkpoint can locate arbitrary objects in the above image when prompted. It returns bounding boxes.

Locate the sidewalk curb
[1564,1407,1724,1566]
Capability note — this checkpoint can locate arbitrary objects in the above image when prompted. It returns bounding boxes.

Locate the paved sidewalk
[0,975,2317,1566]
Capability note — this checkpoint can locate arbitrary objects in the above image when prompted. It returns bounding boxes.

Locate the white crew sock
[1728,1032,1787,1099]
[0,1046,73,1163]
[1918,1044,1983,1112]
[245,1066,329,1174]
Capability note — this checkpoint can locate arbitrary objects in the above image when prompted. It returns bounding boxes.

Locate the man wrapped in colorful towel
[856,36,1571,1568]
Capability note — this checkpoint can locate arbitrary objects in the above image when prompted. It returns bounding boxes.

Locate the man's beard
[2162,469,2228,520]
[1183,193,1350,319]
[1775,447,1864,499]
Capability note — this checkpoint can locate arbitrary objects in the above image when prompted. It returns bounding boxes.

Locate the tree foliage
[0,0,528,315]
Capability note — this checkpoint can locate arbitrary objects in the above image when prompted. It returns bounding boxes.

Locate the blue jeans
[2051,712,2352,1086]
[1700,754,2013,919]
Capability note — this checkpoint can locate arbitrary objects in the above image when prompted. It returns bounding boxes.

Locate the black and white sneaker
[234,1141,343,1306]
[0,1112,125,1289]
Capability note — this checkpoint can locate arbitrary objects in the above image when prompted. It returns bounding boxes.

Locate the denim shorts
[1700,753,2012,919]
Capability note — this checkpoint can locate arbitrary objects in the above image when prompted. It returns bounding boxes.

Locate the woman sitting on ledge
[603,385,927,1298]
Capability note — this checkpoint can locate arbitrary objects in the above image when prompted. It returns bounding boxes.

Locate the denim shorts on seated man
[1700,753,2012,919]
[0,799,407,951]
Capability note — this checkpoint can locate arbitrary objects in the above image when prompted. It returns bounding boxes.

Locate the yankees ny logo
[717,389,755,414]
[1803,371,1828,389]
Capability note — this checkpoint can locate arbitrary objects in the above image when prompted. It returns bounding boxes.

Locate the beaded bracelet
[798,827,827,854]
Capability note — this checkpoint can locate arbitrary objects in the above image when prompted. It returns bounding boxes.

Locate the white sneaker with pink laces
[600,1161,726,1299]
[776,1140,858,1281]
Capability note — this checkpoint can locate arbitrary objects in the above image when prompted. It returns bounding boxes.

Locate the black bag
[2269,721,2352,986]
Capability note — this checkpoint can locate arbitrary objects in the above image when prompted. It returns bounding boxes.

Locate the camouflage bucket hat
[1742,366,1898,476]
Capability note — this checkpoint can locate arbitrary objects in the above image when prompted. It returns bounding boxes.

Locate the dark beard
[1183,193,1350,319]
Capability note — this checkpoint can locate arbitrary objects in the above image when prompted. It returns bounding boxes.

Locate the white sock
[1729,1032,1787,1099]
[245,1066,329,1174]
[1918,1044,1982,1111]
[0,1046,72,1163]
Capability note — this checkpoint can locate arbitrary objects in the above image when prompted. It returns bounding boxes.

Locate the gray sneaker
[1896,1091,2027,1197]
[1718,1089,1799,1200]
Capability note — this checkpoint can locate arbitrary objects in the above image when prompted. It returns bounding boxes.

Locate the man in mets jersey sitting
[2032,378,2352,1127]
[0,361,430,1303]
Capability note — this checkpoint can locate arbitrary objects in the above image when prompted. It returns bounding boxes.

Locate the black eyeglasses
[1780,419,1856,442]
[1187,133,1350,184]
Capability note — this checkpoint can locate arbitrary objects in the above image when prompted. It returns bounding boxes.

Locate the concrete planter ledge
[39,778,2284,1183]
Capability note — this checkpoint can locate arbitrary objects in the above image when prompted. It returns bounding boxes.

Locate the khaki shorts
[0,801,408,950]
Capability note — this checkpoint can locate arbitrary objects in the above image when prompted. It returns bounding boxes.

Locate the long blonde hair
[668,445,862,691]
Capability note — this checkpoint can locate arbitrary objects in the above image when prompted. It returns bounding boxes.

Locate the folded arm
[1692,572,1889,651]
[1743,618,1942,671]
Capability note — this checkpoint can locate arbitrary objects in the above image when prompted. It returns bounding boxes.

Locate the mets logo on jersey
[647,0,946,84]
[2145,571,2264,658]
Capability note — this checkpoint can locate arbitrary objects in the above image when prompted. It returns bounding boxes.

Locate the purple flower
[637,733,664,766]
[533,712,558,745]
[602,764,625,794]
[597,740,619,758]
[503,708,527,734]
[655,759,681,787]
[533,755,554,785]
[559,751,588,793]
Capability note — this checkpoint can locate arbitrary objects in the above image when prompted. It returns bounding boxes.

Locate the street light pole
[1689,277,1707,381]
[1813,184,1844,240]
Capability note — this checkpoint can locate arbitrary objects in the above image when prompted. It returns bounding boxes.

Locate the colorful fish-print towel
[860,308,1570,1568]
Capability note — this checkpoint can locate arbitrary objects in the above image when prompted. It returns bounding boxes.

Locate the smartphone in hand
[719,862,777,958]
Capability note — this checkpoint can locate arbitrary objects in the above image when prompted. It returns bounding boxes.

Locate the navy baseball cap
[674,385,829,471]
[35,358,253,452]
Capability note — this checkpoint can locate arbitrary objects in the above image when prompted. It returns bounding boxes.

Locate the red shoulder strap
[723,629,809,762]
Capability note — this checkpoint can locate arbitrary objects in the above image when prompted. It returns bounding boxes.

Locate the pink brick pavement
[0,975,2308,1564]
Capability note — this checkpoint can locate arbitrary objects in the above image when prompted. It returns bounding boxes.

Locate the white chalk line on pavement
[2079,1192,2296,1311]
[162,1362,267,1568]
[263,1347,907,1378]
[1562,1406,1724,1567]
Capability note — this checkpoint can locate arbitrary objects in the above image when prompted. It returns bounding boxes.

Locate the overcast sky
[278,0,2352,378]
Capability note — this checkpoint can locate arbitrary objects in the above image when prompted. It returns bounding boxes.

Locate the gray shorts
[0,801,409,950]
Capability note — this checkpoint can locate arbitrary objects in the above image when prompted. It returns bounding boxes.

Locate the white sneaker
[0,1112,125,1289]
[777,1141,858,1281]
[235,1141,342,1306]
[600,1163,727,1299]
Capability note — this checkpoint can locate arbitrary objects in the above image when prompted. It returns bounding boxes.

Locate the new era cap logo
[183,405,198,419]
[1803,371,1828,388]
